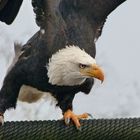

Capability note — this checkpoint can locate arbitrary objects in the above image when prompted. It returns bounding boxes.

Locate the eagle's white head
[47,45,104,86]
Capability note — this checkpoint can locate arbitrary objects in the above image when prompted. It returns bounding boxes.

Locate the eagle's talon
[87,113,93,119]
[76,126,82,131]
[64,110,90,129]
[65,117,70,125]
[0,114,4,126]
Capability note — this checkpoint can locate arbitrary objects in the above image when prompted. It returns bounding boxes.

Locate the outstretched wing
[61,0,127,40]
[30,0,126,57]
[33,0,126,29]
[0,0,127,60]
[0,0,23,24]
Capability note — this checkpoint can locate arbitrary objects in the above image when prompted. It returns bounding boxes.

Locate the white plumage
[47,45,96,86]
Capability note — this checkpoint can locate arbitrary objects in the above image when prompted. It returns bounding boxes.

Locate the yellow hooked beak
[80,64,104,83]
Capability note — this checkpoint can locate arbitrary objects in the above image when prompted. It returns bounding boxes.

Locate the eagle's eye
[79,63,88,69]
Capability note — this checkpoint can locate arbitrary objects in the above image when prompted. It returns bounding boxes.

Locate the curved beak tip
[93,64,104,84]
[101,78,104,84]
[100,74,104,84]
[97,75,104,84]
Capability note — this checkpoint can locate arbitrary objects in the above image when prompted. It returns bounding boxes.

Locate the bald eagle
[0,0,126,129]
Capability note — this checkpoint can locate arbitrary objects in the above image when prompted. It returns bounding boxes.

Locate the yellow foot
[63,109,92,130]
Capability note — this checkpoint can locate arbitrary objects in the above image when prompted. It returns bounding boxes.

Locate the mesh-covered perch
[0,118,140,140]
